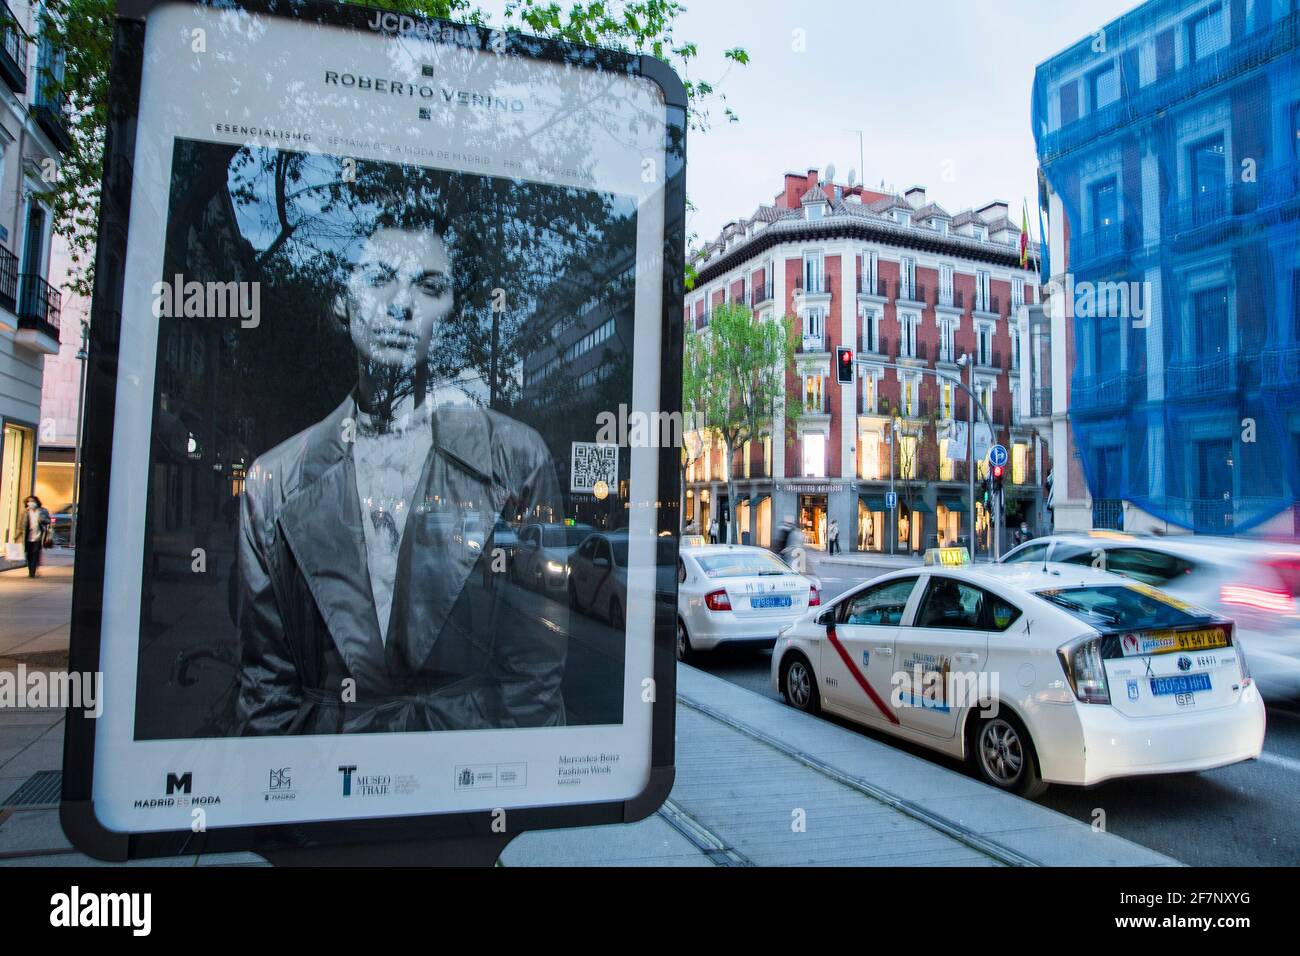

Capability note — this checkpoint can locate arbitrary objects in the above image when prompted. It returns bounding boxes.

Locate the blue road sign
[988,444,1008,467]
[885,491,897,510]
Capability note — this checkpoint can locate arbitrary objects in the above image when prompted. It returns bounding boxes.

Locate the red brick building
[685,169,1046,555]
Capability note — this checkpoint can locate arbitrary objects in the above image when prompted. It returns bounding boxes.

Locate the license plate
[751,595,792,609]
[1122,627,1228,656]
[1149,673,1212,696]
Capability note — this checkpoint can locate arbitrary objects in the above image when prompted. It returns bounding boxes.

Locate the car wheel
[781,654,820,714]
[609,599,624,630]
[676,620,697,664]
[970,712,1047,799]
[568,579,579,610]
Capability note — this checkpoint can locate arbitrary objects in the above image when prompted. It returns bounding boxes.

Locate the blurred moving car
[512,522,594,593]
[567,530,678,629]
[490,518,520,561]
[50,503,76,547]
[1002,532,1300,702]
[677,544,820,662]
[452,511,486,556]
[772,561,1265,797]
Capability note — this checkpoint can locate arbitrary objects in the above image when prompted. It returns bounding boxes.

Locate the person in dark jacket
[235,220,567,735]
[23,496,51,577]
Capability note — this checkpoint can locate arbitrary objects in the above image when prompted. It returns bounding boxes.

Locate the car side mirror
[816,607,836,627]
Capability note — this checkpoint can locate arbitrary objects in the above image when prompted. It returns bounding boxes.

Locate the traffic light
[836,346,854,384]
[992,463,1005,495]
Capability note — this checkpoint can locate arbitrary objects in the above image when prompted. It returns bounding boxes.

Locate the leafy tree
[684,302,799,543]
[893,412,940,553]
[35,0,748,299]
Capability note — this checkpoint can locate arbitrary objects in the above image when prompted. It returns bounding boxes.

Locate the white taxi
[677,544,820,662]
[770,560,1266,797]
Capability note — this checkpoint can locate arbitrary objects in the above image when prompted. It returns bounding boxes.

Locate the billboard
[62,0,684,859]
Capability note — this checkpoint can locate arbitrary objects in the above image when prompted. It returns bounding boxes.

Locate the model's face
[24,500,36,510]
[345,227,453,368]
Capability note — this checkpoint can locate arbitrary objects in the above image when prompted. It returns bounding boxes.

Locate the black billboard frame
[61,0,685,865]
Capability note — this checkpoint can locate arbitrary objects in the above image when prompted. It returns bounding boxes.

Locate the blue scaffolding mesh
[1032,0,1300,534]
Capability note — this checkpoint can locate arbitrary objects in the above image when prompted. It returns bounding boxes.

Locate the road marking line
[1258,751,1300,773]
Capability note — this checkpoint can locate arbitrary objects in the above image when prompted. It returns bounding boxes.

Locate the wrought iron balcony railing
[18,272,60,339]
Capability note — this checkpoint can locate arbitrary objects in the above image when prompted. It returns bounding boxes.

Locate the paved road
[695,553,1300,867]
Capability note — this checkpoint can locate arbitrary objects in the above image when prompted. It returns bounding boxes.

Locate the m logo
[165,772,193,795]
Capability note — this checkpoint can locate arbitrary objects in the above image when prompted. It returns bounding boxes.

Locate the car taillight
[1057,634,1110,704]
[1235,640,1252,685]
[809,585,821,607]
[1221,584,1296,615]
[704,589,732,612]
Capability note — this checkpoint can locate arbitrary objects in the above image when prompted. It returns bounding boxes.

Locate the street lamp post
[70,319,89,548]
[957,353,975,559]
[887,419,896,556]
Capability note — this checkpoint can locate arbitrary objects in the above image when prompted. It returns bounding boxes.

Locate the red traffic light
[835,347,854,384]
[992,464,1005,480]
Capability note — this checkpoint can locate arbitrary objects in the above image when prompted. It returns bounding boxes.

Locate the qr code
[571,443,618,494]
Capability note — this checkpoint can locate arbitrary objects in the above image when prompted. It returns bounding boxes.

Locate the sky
[671,0,1141,248]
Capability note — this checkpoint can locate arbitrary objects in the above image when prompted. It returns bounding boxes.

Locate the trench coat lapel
[385,406,509,676]
[275,399,390,692]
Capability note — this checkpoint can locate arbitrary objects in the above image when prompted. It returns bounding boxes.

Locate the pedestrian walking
[23,496,51,578]
[709,517,719,544]
[827,518,840,555]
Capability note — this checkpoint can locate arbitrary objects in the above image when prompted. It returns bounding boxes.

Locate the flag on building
[1019,199,1031,268]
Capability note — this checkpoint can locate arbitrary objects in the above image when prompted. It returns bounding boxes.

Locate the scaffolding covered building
[1032,0,1300,535]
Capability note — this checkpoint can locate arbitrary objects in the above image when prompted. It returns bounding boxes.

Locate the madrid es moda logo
[132,772,221,810]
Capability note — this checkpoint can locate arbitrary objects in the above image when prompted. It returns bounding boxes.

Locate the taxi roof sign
[924,546,970,567]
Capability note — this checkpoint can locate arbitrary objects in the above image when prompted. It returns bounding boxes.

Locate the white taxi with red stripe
[770,561,1266,797]
[676,545,820,662]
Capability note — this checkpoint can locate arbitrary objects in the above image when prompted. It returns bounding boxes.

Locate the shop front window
[1,423,36,549]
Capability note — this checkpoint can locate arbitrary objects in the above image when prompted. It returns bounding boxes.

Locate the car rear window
[696,551,793,578]
[1060,547,1194,585]
[1036,584,1213,630]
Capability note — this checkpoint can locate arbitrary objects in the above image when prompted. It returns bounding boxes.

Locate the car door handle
[873,646,893,657]
[954,653,979,664]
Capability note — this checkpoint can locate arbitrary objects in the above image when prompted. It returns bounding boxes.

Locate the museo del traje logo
[338,764,420,798]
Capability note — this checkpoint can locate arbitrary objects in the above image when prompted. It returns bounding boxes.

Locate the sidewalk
[0,563,1176,866]
[0,552,74,668]
[500,666,1177,867]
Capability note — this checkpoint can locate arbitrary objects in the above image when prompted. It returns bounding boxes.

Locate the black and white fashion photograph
[133,138,638,739]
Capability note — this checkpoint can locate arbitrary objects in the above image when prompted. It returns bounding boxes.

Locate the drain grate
[2,770,62,807]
